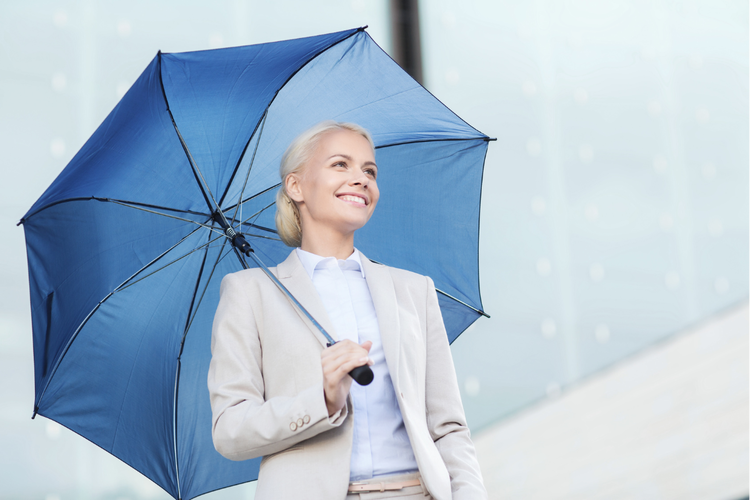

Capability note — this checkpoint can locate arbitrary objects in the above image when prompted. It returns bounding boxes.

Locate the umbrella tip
[16,218,24,226]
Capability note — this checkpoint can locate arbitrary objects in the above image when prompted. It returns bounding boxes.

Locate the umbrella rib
[251,200,277,224]
[181,237,231,344]
[19,196,210,226]
[106,199,225,237]
[158,51,222,216]
[375,136,493,150]
[221,182,281,218]
[171,230,216,500]
[97,198,210,217]
[115,234,227,293]
[366,258,489,318]
[169,118,223,214]
[106,198,279,241]
[242,232,282,242]
[230,109,268,226]
[172,361,182,500]
[238,221,278,235]
[435,289,490,318]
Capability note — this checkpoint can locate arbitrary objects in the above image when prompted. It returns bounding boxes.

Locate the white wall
[474,300,749,500]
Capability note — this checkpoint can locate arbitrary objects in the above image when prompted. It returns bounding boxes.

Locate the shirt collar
[296,247,366,280]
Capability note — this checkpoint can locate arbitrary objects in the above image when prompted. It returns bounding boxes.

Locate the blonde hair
[275,121,375,247]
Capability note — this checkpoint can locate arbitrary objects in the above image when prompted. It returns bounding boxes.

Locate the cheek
[370,188,380,210]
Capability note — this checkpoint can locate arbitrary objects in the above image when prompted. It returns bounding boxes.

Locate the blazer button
[290,422,297,431]
[296,418,304,427]
[303,415,310,424]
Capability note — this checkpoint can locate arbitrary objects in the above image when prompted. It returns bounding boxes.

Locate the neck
[299,224,355,260]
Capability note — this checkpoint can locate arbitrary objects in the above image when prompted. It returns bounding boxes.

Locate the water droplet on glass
[441,12,456,29]
[464,376,480,396]
[584,204,598,221]
[531,196,546,215]
[116,82,130,99]
[589,263,604,282]
[701,162,716,180]
[665,271,681,290]
[647,100,662,116]
[522,80,537,97]
[659,212,674,230]
[51,72,66,92]
[50,138,66,159]
[595,324,610,343]
[53,10,68,27]
[714,276,729,294]
[536,258,551,276]
[688,54,703,69]
[208,33,224,49]
[541,318,556,338]
[445,69,460,86]
[708,219,723,237]
[46,421,61,440]
[579,144,594,164]
[526,137,541,157]
[653,155,668,174]
[546,382,561,398]
[117,20,132,37]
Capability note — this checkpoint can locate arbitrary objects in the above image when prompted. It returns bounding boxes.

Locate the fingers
[321,340,371,365]
[322,346,369,378]
[321,340,375,416]
[320,340,374,384]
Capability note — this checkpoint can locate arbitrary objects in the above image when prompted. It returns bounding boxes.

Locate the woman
[208,121,487,500]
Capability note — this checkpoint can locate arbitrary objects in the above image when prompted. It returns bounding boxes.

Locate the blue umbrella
[21,27,491,499]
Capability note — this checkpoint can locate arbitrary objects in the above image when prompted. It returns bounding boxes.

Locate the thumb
[361,340,373,352]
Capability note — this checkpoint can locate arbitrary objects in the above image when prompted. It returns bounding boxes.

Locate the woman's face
[287,128,379,238]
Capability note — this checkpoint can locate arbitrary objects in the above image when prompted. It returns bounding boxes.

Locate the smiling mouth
[337,194,367,206]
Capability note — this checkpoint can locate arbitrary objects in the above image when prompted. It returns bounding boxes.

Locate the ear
[285,173,305,203]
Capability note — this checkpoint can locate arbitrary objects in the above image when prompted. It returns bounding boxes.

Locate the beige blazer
[208,249,487,500]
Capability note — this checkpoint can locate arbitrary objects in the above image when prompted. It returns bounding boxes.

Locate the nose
[350,169,369,187]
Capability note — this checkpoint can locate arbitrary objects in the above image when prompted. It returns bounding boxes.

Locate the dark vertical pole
[390,0,423,85]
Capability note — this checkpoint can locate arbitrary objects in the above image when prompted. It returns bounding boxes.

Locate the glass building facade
[0,1,746,498]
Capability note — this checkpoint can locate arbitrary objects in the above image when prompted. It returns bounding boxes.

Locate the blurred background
[0,1,747,499]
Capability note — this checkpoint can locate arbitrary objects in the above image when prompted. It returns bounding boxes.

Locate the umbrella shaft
[242,249,336,346]
[212,209,336,345]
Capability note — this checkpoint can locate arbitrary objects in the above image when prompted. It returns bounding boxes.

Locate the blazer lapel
[275,249,338,348]
[359,251,401,390]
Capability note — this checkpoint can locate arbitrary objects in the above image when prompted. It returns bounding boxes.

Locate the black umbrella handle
[349,364,375,386]
[326,341,374,386]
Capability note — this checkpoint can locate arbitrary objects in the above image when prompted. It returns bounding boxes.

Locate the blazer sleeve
[207,272,348,461]
[423,276,488,499]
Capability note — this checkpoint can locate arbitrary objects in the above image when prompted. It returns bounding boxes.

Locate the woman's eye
[333,161,346,168]
[365,168,377,177]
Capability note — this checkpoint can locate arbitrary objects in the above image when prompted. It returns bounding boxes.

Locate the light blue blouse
[296,247,419,481]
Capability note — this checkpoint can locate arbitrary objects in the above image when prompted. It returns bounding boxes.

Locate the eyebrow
[327,154,377,168]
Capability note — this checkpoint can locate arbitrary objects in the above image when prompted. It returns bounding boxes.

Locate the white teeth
[339,195,366,204]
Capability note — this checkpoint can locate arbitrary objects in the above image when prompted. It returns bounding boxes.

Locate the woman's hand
[321,339,373,417]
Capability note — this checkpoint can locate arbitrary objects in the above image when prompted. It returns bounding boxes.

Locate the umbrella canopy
[21,27,490,499]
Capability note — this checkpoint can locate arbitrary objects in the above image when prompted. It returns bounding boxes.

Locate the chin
[337,218,370,234]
